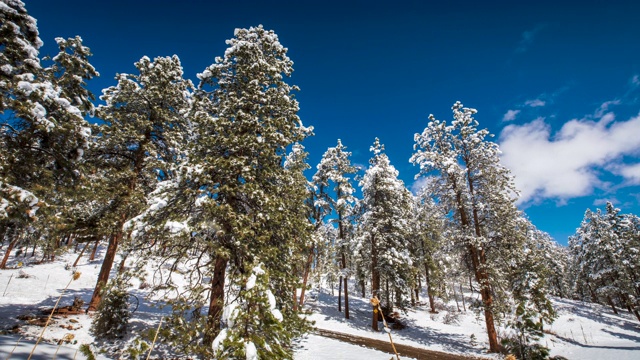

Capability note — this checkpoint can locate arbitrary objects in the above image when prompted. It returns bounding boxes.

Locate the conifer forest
[1,1,639,359]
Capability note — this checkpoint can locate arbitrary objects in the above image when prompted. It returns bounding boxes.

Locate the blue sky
[26,0,640,244]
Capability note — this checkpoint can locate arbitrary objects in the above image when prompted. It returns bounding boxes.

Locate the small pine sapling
[90,278,131,340]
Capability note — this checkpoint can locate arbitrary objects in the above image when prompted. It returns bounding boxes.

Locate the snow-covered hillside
[0,249,638,359]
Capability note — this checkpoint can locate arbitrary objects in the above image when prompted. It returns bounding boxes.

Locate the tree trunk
[204,255,228,347]
[460,161,501,353]
[586,282,598,303]
[460,283,466,311]
[453,170,500,353]
[341,251,349,319]
[87,230,122,311]
[89,239,99,261]
[117,251,129,275]
[72,242,90,267]
[0,238,17,269]
[620,293,640,322]
[299,246,314,307]
[607,296,619,315]
[338,275,342,312]
[371,234,380,331]
[452,284,460,312]
[424,262,436,313]
[360,278,366,298]
[385,279,390,312]
[473,246,500,352]
[292,287,298,311]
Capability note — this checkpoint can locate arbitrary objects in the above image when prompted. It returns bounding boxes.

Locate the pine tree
[212,264,290,359]
[411,186,446,313]
[314,139,357,318]
[1,1,97,266]
[127,26,313,357]
[86,55,192,310]
[358,138,413,330]
[569,203,640,321]
[411,102,524,352]
[90,277,131,340]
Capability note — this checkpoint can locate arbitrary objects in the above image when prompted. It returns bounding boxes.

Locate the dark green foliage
[79,343,97,360]
[91,279,131,340]
[501,303,551,360]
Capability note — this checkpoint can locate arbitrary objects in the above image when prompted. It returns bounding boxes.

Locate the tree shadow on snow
[308,289,483,355]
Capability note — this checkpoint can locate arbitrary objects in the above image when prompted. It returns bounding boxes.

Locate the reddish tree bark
[204,255,228,347]
[371,233,380,331]
[72,242,90,267]
[87,230,122,311]
[298,245,314,306]
[0,238,17,269]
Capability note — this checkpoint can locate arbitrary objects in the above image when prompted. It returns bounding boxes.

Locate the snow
[295,334,413,360]
[245,341,258,360]
[246,273,257,290]
[211,328,227,352]
[0,250,638,359]
[302,284,640,360]
[163,220,188,234]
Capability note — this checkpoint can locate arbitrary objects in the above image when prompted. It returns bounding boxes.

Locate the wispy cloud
[614,163,640,184]
[516,24,546,53]
[502,109,521,122]
[593,197,619,206]
[594,100,620,118]
[631,74,640,87]
[525,99,546,107]
[499,104,640,205]
[410,176,431,194]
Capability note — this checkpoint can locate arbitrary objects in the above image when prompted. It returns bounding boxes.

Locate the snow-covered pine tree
[569,203,640,321]
[127,26,313,357]
[314,139,357,318]
[90,276,131,340]
[411,102,524,352]
[358,138,413,330]
[212,263,290,359]
[502,219,557,358]
[0,1,97,266]
[411,185,446,313]
[282,143,315,311]
[86,55,192,310]
[195,25,312,356]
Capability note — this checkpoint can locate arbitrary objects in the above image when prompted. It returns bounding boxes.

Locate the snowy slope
[0,250,639,359]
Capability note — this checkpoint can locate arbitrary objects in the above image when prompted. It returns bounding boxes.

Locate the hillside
[0,249,638,359]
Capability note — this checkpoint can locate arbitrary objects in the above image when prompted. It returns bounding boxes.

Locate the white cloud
[594,100,620,118]
[631,74,640,87]
[593,197,619,206]
[502,109,521,122]
[616,163,640,184]
[499,107,640,204]
[410,176,431,194]
[525,99,546,107]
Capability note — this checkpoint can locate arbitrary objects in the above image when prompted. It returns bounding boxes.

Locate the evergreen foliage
[569,202,640,320]
[4,4,628,357]
[125,25,313,357]
[91,278,131,340]
[411,102,539,352]
[357,138,413,311]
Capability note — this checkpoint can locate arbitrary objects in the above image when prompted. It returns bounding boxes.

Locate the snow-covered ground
[1,249,639,359]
